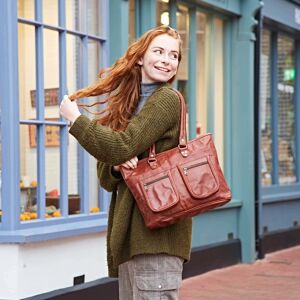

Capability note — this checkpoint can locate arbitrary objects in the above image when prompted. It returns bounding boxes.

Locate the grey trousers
[118,254,183,300]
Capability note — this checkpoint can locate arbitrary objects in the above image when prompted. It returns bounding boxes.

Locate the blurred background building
[0,0,299,299]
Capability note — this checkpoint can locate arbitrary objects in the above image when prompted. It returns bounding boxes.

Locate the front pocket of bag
[178,156,219,199]
[141,172,179,212]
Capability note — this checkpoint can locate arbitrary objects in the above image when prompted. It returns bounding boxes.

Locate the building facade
[2,0,299,299]
[256,0,300,257]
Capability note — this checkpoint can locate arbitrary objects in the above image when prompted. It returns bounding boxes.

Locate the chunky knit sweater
[69,85,192,277]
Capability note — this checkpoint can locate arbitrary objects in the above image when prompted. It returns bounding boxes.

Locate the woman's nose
[160,53,170,64]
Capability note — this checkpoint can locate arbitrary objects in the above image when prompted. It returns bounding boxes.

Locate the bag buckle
[148,157,158,169]
[178,144,188,157]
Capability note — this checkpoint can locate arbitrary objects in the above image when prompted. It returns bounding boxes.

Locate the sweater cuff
[69,115,91,142]
[111,166,122,179]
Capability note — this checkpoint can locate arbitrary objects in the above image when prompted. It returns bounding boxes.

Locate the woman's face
[138,34,180,84]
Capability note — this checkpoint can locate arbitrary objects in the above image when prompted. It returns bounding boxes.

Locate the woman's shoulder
[148,85,180,111]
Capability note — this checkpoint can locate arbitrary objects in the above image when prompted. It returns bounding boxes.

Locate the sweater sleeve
[69,88,180,166]
[97,161,122,192]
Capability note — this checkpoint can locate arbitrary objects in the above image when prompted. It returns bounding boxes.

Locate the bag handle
[148,89,188,168]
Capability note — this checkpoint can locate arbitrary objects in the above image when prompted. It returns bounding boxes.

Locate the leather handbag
[120,89,232,229]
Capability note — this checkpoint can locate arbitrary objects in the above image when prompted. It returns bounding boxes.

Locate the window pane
[18,0,35,20]
[260,29,272,186]
[44,29,60,119]
[65,0,76,30]
[177,5,189,101]
[45,129,61,218]
[88,40,101,85]
[18,24,36,120]
[213,18,224,169]
[66,34,80,95]
[277,33,296,185]
[129,0,136,45]
[68,135,79,214]
[20,124,38,221]
[87,0,103,36]
[65,0,103,36]
[43,0,58,26]
[66,34,80,213]
[196,12,208,137]
[87,40,102,213]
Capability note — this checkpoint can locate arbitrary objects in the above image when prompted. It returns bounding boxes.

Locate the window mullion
[270,31,279,184]
[169,0,177,28]
[35,0,46,220]
[137,0,156,35]
[59,0,69,217]
[0,0,21,230]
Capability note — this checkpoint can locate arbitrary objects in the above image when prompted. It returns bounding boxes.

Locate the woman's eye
[154,49,163,54]
[170,53,178,60]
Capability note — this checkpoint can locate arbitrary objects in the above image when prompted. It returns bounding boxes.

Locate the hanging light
[161,11,169,25]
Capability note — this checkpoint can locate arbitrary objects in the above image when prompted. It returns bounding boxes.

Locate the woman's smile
[154,66,170,72]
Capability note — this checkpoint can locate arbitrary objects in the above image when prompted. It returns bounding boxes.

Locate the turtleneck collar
[140,82,165,96]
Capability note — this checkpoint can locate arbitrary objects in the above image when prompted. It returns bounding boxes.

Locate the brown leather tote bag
[120,89,232,229]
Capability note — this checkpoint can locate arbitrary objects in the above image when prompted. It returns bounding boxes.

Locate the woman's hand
[59,95,81,123]
[113,156,138,171]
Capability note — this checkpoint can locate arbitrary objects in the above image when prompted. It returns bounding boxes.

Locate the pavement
[180,245,300,300]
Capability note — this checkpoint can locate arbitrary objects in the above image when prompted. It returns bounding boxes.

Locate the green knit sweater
[69,85,192,277]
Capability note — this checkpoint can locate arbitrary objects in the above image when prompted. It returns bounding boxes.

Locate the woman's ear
[137,58,143,66]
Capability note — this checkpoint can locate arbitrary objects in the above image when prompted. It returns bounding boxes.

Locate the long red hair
[69,25,182,131]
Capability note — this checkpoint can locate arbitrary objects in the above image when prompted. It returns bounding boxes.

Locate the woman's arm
[97,157,138,192]
[67,88,179,166]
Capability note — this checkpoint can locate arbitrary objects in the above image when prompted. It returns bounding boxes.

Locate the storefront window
[17,0,105,222]
[195,14,225,168]
[277,33,296,184]
[18,22,38,220]
[156,3,225,167]
[260,29,296,186]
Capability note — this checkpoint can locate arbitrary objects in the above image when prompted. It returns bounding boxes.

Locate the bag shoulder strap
[148,89,188,166]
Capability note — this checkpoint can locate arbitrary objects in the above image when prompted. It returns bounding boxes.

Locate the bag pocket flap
[136,271,181,291]
[141,171,179,212]
[178,156,219,199]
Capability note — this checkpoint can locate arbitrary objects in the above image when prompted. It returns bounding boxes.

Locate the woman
[60,25,192,300]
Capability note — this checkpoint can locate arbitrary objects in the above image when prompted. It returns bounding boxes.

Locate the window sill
[0,217,108,243]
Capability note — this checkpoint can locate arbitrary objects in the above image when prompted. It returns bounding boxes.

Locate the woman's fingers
[121,156,138,169]
[59,95,81,123]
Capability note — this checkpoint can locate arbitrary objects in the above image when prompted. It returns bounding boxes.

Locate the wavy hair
[69,25,182,131]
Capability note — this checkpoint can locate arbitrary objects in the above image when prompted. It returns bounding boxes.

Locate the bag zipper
[183,161,207,175]
[143,175,169,191]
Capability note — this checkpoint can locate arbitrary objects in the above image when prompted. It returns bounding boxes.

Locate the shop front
[0,0,261,299]
[256,0,300,257]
